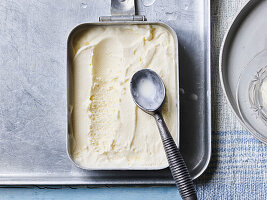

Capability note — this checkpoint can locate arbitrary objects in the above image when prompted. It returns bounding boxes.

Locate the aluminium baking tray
[0,0,211,185]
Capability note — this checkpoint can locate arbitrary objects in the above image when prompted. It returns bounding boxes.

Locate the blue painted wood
[0,187,182,200]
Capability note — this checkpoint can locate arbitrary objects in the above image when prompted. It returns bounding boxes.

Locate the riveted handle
[99,0,145,21]
[154,113,197,200]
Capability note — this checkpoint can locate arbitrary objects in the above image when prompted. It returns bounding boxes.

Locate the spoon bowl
[130,69,165,114]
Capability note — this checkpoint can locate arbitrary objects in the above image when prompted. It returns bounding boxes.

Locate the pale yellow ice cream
[71,25,177,169]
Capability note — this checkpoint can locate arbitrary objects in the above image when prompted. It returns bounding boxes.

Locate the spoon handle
[154,113,197,200]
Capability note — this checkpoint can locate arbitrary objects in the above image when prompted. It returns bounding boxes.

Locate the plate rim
[219,0,267,144]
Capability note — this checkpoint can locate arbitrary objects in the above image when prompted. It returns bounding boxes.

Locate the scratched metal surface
[0,0,210,184]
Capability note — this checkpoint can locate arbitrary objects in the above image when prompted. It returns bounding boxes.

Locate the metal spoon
[130,69,197,200]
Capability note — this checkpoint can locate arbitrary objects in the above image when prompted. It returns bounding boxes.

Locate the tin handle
[111,0,135,16]
[99,0,144,21]
[154,113,197,200]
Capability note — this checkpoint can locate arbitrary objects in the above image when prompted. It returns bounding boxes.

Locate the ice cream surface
[71,25,177,169]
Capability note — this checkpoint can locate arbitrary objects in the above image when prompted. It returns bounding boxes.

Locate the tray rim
[194,0,212,180]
